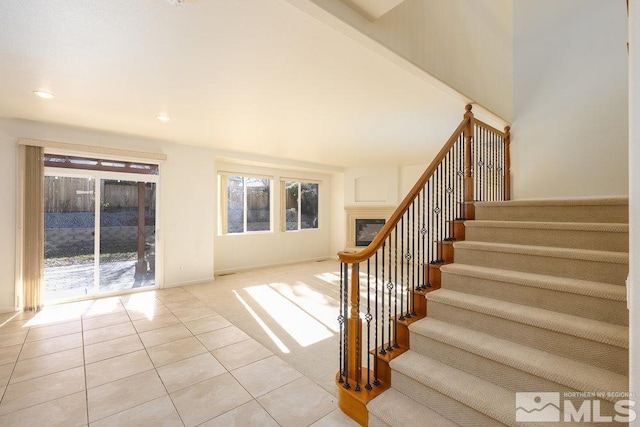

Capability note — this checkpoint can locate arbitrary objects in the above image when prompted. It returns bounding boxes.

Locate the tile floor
[0,260,358,426]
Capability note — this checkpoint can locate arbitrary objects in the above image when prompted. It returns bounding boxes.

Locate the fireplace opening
[355,218,385,246]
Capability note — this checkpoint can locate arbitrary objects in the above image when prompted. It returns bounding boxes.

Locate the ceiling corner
[339,0,406,20]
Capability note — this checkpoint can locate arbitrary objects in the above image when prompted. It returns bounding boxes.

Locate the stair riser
[475,205,628,223]
[426,301,628,375]
[410,333,622,410]
[391,371,506,427]
[453,247,628,285]
[411,333,566,392]
[441,272,628,326]
[465,226,628,252]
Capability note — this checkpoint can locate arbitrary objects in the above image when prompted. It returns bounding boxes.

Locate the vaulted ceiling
[0,0,479,169]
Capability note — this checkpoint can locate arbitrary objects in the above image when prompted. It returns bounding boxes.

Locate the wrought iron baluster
[342,262,350,389]
[365,259,372,390]
[410,201,416,316]
[397,221,403,321]
[387,235,394,352]
[373,252,380,386]
[379,243,386,356]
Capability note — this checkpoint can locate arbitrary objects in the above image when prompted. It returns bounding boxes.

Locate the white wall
[0,118,216,311]
[213,161,334,273]
[512,0,628,199]
[298,0,513,121]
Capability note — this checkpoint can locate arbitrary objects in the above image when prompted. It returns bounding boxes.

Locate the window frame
[280,179,320,232]
[219,173,273,235]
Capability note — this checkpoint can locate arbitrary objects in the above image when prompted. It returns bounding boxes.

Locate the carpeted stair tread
[463,220,629,252]
[367,388,459,427]
[474,197,628,223]
[465,220,628,233]
[409,317,628,400]
[476,198,628,208]
[439,264,626,301]
[426,289,628,349]
[453,241,628,265]
[390,350,515,425]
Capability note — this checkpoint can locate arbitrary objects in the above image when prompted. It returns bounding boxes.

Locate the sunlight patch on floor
[123,292,158,320]
[269,281,340,333]
[245,284,333,347]
[24,300,92,326]
[233,290,290,354]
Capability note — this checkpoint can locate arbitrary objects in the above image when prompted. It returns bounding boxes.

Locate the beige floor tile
[309,408,360,426]
[0,362,13,387]
[0,330,28,348]
[200,400,279,427]
[257,377,338,426]
[165,298,208,312]
[170,373,252,427]
[132,312,180,333]
[83,322,136,346]
[0,345,23,365]
[155,290,193,304]
[0,390,87,427]
[90,395,183,427]
[25,320,81,342]
[82,311,130,331]
[183,315,231,335]
[0,366,85,416]
[87,369,166,423]
[126,304,172,321]
[139,324,192,348]
[196,325,250,351]
[0,319,30,336]
[0,312,24,323]
[84,334,144,365]
[172,306,218,323]
[10,347,84,384]
[157,352,227,393]
[231,355,302,398]
[211,338,273,371]
[146,336,207,367]
[82,297,126,318]
[86,350,154,388]
[18,332,83,360]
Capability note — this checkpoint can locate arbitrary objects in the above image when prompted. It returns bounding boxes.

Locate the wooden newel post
[504,126,511,201]
[347,263,362,386]
[463,104,475,220]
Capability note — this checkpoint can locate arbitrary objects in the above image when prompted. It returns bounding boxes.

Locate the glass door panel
[99,180,156,293]
[44,175,95,302]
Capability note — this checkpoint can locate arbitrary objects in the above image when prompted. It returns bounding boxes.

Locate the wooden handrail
[336,104,511,424]
[337,116,470,264]
[474,119,509,138]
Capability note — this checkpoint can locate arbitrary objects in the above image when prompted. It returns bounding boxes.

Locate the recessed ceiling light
[157,114,170,122]
[33,90,55,99]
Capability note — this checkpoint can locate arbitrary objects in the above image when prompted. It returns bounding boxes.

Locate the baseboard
[214,256,334,277]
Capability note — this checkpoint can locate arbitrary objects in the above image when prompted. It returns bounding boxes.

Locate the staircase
[367,198,630,426]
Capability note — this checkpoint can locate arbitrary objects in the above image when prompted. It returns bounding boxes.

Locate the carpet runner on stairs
[367,198,630,426]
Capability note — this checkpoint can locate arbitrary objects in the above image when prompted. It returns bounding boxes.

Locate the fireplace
[344,206,395,250]
[355,219,385,246]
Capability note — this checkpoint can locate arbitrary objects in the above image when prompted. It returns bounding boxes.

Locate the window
[222,175,271,234]
[284,181,319,231]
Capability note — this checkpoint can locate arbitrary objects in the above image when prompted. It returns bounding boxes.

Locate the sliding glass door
[44,167,159,303]
[44,175,96,301]
[99,180,156,293]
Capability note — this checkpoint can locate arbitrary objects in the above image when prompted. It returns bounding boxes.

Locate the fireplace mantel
[344,206,395,251]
